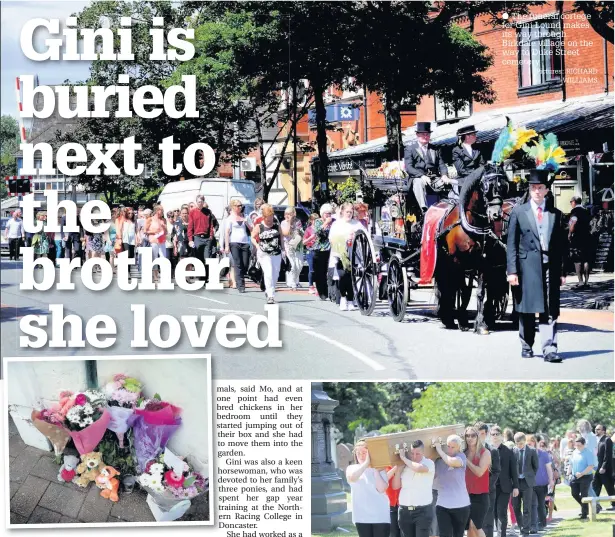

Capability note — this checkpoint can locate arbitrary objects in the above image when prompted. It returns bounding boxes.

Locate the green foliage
[410,383,615,435]
[97,429,137,476]
[379,424,408,435]
[0,115,19,183]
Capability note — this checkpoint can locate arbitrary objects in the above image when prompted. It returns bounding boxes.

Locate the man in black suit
[593,424,615,509]
[512,432,539,536]
[476,422,501,537]
[490,425,519,537]
[404,121,450,213]
[452,125,485,188]
[506,169,567,363]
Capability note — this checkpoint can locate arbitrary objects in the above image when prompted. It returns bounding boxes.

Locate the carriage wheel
[351,229,377,316]
[387,256,408,322]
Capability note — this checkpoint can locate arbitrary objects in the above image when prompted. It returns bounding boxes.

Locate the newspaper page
[1,1,614,537]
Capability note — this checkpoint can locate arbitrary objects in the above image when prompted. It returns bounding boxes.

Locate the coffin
[362,424,465,469]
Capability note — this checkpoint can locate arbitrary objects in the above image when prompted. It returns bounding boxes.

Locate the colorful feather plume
[522,133,567,172]
[490,118,538,164]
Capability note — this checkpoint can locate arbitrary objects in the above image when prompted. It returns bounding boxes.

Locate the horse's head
[480,165,509,222]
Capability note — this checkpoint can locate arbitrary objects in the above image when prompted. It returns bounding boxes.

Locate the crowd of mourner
[347,419,615,537]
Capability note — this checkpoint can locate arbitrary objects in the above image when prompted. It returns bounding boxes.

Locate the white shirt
[462,143,474,157]
[348,466,390,524]
[328,219,366,268]
[4,217,24,239]
[398,456,435,507]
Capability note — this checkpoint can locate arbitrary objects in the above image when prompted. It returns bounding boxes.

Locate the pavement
[1,258,613,380]
[8,415,208,525]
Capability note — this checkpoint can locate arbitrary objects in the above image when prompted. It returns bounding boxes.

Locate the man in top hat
[506,169,567,363]
[452,125,485,186]
[404,121,450,213]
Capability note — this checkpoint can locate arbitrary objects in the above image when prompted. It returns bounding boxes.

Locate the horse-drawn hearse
[350,122,565,333]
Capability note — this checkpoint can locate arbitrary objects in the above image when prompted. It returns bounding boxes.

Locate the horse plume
[490,117,538,164]
[522,133,567,172]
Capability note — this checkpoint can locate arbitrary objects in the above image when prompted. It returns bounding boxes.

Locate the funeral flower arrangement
[104,374,143,448]
[138,453,208,501]
[64,390,107,431]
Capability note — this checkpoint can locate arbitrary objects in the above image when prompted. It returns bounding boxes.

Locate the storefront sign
[327,156,378,174]
[309,104,361,124]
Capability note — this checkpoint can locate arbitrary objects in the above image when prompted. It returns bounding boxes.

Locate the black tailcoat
[506,201,567,318]
[452,145,485,183]
[404,142,448,179]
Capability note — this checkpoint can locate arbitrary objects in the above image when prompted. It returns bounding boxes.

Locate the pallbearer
[506,169,567,363]
[452,125,485,188]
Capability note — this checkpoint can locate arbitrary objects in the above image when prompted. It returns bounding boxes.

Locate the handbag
[114,237,123,253]
[281,253,291,273]
[247,256,262,283]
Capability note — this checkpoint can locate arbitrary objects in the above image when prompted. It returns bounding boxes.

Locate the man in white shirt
[4,210,25,261]
[392,439,435,537]
[506,169,567,363]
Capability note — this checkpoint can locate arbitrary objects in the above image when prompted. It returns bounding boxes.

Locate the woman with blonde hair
[346,441,391,537]
[464,426,491,537]
[281,206,304,290]
[434,434,471,537]
[303,213,320,294]
[251,204,283,304]
[225,199,251,293]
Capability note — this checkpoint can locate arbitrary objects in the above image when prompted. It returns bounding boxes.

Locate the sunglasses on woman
[466,433,477,438]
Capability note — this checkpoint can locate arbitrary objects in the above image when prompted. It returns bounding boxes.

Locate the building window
[434,94,471,123]
[517,19,562,95]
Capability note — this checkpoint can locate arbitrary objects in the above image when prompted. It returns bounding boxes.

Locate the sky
[1,0,92,117]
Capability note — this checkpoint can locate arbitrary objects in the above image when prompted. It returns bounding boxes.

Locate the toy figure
[74,451,105,487]
[95,466,121,502]
[57,454,80,483]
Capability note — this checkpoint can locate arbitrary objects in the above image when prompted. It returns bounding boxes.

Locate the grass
[312,525,358,537]
[547,512,615,537]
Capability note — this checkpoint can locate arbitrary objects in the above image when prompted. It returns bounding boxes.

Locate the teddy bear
[95,466,121,502]
[74,451,105,488]
[58,454,80,483]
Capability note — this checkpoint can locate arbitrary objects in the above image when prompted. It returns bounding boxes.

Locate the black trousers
[494,487,511,537]
[398,505,433,537]
[312,250,330,299]
[592,471,615,507]
[570,475,592,516]
[339,268,354,301]
[9,238,21,260]
[512,479,533,533]
[355,522,390,537]
[194,236,213,281]
[436,505,470,537]
[484,489,496,537]
[64,235,82,261]
[390,506,401,537]
[533,485,548,528]
[230,243,250,290]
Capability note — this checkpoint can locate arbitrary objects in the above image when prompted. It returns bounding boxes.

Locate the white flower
[83,417,93,426]
[66,407,82,423]
[150,463,164,475]
[78,421,86,428]
[151,484,165,493]
[139,474,152,486]
[82,403,94,415]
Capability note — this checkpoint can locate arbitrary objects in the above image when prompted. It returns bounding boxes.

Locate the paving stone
[110,490,155,522]
[182,493,209,521]
[77,484,113,523]
[39,483,86,518]
[30,456,62,482]
[28,506,62,524]
[11,476,50,518]
[10,479,20,499]
[9,447,44,484]
[10,512,28,525]
[59,516,81,524]
[8,431,27,456]
[106,515,128,523]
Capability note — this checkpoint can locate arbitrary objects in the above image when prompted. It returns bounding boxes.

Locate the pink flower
[113,374,127,384]
[75,393,87,406]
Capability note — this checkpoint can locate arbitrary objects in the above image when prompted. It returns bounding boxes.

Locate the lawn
[312,525,358,537]
[547,512,615,537]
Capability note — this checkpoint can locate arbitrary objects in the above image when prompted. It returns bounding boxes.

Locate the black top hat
[456,125,477,137]
[415,122,432,133]
[528,169,550,185]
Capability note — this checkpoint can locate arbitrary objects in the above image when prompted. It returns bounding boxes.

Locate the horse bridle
[459,168,509,237]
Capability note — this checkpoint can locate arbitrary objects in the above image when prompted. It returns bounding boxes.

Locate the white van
[158,178,257,221]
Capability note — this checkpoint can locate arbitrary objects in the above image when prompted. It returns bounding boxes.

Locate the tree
[1,115,19,178]
[409,382,615,435]
[573,1,614,43]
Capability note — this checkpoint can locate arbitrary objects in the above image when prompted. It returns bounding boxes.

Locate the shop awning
[321,92,614,162]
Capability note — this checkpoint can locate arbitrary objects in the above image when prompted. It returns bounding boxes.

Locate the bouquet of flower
[127,395,182,471]
[64,390,111,454]
[104,374,143,448]
[31,391,75,459]
[138,451,208,519]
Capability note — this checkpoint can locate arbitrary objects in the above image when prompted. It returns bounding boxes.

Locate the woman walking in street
[32,212,49,263]
[144,205,167,282]
[311,204,334,300]
[328,202,366,311]
[251,204,282,304]
[119,207,136,278]
[303,213,319,294]
[347,441,391,537]
[464,425,491,537]
[225,199,251,293]
[281,206,304,290]
[434,434,471,537]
